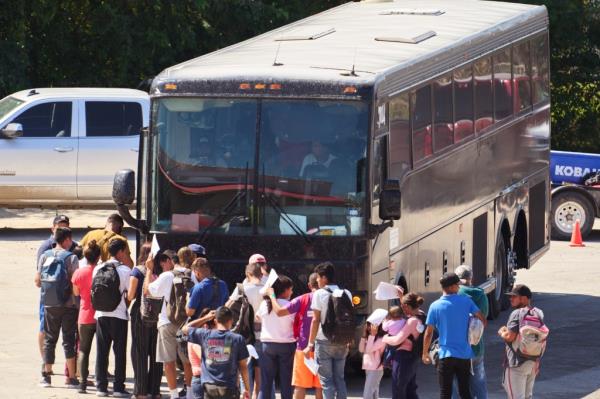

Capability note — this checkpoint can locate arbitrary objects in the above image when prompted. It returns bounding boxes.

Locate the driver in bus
[299,140,337,178]
[190,135,227,168]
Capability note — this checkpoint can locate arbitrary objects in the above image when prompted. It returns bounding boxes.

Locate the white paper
[367,308,389,326]
[265,268,279,288]
[374,281,403,301]
[280,214,307,236]
[150,234,160,257]
[303,356,319,376]
[247,344,259,359]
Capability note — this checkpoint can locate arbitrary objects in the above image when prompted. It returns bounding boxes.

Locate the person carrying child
[359,318,386,399]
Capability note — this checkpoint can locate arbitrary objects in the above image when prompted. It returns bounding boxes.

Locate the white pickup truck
[0,88,149,208]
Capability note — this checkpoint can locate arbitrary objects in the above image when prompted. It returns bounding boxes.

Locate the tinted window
[454,66,474,141]
[13,102,72,138]
[373,135,388,201]
[412,85,432,162]
[513,41,532,112]
[474,57,493,133]
[0,97,24,121]
[494,48,513,120]
[532,35,550,104]
[389,93,411,179]
[433,75,453,152]
[86,102,142,137]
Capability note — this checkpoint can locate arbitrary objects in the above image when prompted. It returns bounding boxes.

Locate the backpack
[167,268,195,327]
[512,307,549,360]
[134,266,163,326]
[40,250,72,306]
[293,293,312,340]
[408,310,427,358]
[91,261,123,312]
[229,283,256,345]
[322,287,356,345]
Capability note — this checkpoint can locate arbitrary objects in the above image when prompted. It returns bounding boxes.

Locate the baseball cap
[440,272,460,288]
[188,243,206,257]
[454,265,473,284]
[506,284,532,298]
[249,253,266,264]
[53,215,70,225]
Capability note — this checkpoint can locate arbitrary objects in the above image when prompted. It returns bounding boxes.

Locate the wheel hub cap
[555,201,586,234]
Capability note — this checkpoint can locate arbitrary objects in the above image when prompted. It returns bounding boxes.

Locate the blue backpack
[40,250,72,306]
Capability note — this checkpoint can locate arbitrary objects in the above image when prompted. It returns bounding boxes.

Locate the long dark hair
[266,275,293,313]
[364,321,385,341]
[84,240,101,266]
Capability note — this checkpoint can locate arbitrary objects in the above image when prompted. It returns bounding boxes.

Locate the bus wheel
[489,238,508,320]
[551,191,594,241]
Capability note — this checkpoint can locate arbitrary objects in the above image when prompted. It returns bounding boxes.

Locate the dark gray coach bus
[114,0,550,321]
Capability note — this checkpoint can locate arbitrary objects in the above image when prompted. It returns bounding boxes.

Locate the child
[382,305,406,335]
[359,321,386,399]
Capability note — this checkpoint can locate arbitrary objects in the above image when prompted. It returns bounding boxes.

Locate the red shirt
[72,265,96,325]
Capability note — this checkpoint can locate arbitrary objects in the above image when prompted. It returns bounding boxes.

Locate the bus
[113,0,551,325]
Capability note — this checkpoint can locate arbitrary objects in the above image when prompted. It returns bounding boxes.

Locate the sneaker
[178,387,187,398]
[96,391,109,397]
[65,378,80,389]
[39,372,51,388]
[78,384,87,394]
[113,390,131,398]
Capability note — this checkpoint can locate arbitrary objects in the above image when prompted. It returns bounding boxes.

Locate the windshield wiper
[262,191,311,244]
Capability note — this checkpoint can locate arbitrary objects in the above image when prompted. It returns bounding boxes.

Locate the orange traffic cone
[569,219,585,247]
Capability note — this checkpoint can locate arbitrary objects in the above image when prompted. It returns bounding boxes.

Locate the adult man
[498,284,545,399]
[183,306,250,399]
[80,213,133,266]
[35,215,76,374]
[35,227,79,388]
[267,273,323,399]
[422,272,487,399]
[145,252,194,399]
[453,265,489,399]
[299,141,337,178]
[93,238,132,397]
[305,262,352,399]
[187,257,229,320]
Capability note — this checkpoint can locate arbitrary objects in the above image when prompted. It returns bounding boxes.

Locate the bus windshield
[151,97,369,236]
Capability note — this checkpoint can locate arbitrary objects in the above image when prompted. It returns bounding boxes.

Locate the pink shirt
[188,343,202,376]
[383,318,406,336]
[71,265,95,325]
[359,335,386,371]
[382,316,421,351]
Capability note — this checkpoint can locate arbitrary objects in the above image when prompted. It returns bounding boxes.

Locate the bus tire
[551,191,595,241]
[488,238,508,320]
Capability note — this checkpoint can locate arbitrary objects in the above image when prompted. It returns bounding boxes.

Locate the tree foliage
[0,0,599,152]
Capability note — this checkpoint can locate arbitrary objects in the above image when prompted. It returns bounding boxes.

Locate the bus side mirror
[113,169,136,205]
[1,123,23,139]
[379,179,401,220]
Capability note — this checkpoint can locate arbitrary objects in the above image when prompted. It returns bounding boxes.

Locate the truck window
[12,102,72,137]
[85,101,142,137]
[474,57,493,133]
[389,92,411,178]
[454,65,474,142]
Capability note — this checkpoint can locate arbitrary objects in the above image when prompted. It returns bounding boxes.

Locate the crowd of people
[34,213,548,399]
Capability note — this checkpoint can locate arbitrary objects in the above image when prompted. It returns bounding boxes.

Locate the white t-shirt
[148,270,175,328]
[93,261,131,321]
[257,298,295,343]
[311,285,352,341]
[299,153,337,177]
[229,281,264,315]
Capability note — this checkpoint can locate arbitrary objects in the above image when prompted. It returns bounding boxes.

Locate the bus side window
[389,93,411,179]
[513,41,532,112]
[474,57,493,133]
[531,34,550,104]
[454,65,474,142]
[494,47,513,121]
[433,75,454,152]
[411,85,433,162]
[372,135,388,201]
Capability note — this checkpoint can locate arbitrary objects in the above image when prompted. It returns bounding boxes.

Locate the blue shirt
[426,293,479,360]
[188,327,249,388]
[36,235,78,265]
[187,277,229,319]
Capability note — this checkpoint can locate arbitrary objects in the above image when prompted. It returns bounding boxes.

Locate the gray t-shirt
[505,306,545,367]
[38,248,79,308]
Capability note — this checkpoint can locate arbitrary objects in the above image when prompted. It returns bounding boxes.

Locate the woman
[382,292,425,399]
[257,276,296,399]
[128,243,163,399]
[71,240,101,394]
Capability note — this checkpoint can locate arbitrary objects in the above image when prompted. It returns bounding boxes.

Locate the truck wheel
[489,238,508,320]
[551,191,595,241]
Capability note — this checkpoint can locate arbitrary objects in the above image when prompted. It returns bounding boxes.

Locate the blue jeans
[315,340,349,399]
[245,341,274,399]
[259,342,295,399]
[452,355,487,399]
[192,376,203,399]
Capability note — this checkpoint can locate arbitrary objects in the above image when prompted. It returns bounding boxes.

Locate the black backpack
[91,261,122,312]
[40,250,72,307]
[134,266,163,326]
[408,310,427,357]
[322,287,356,345]
[229,283,256,345]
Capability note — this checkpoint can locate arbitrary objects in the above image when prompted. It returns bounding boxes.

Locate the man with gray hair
[452,265,489,399]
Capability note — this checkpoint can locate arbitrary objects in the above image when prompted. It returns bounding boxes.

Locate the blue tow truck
[551,150,600,239]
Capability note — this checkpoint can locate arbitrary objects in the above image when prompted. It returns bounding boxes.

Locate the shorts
[292,350,321,389]
[157,323,189,363]
[39,301,45,332]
